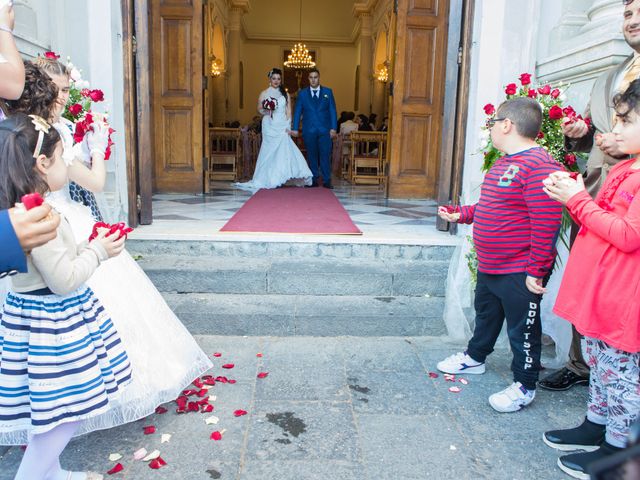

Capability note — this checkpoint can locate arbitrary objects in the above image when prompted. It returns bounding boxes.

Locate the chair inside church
[349,131,388,185]
[206,127,242,191]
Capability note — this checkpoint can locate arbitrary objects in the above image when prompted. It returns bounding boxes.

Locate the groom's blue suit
[292,86,337,185]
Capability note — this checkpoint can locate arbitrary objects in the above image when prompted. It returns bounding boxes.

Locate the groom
[291,68,337,188]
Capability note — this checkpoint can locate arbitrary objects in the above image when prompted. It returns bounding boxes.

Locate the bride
[236,68,312,191]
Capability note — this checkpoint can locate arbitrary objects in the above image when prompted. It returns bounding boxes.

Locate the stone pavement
[0,336,586,480]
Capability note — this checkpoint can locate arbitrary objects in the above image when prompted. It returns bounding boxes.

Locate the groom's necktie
[312,90,319,102]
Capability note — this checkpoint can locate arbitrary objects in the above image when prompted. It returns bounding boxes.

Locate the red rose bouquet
[261,97,277,118]
[480,72,589,173]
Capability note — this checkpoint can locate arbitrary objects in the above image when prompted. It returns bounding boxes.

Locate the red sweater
[554,160,640,352]
[459,147,563,277]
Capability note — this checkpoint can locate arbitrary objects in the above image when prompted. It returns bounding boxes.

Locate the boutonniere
[323,94,328,98]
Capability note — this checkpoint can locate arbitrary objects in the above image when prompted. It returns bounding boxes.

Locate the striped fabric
[0,287,132,438]
[459,147,563,278]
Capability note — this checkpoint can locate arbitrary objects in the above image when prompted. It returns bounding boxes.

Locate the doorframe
[436,0,474,232]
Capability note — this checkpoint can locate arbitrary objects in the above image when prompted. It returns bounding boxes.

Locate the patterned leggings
[585,337,640,448]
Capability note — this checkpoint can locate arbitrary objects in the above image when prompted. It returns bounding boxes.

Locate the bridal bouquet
[60,55,115,160]
[262,97,277,118]
[479,72,589,173]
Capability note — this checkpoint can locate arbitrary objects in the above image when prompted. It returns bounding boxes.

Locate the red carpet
[220,188,362,235]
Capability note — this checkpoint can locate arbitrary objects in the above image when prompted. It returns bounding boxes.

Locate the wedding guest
[369,113,378,130]
[538,0,640,393]
[379,116,389,132]
[0,113,126,480]
[356,114,373,131]
[339,112,358,135]
[437,97,563,412]
[541,78,640,480]
[337,110,348,131]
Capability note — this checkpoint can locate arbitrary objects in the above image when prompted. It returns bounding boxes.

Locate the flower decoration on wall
[479,72,590,173]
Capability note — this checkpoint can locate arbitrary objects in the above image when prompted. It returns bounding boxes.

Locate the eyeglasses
[486,117,508,128]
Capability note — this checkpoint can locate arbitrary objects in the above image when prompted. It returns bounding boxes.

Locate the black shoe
[309,181,319,188]
[558,442,622,479]
[323,183,334,189]
[543,418,605,452]
[538,368,589,391]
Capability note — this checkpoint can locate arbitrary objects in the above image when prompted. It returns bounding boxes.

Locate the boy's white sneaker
[489,382,535,413]
[436,351,486,375]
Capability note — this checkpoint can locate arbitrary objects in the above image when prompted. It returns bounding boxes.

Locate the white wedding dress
[0,186,213,443]
[236,87,312,191]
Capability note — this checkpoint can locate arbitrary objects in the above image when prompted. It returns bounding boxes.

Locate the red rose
[68,103,83,117]
[548,105,563,120]
[551,88,560,98]
[527,89,537,98]
[44,51,60,59]
[505,83,517,95]
[81,88,91,97]
[89,89,104,102]
[483,103,495,115]
[538,85,551,95]
[537,131,544,139]
[564,153,577,166]
[519,73,532,86]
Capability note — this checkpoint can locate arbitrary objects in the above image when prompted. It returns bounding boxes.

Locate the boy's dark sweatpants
[466,272,542,390]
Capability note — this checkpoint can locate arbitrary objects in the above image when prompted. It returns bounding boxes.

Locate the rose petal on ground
[142,450,161,462]
[203,378,216,386]
[256,353,263,357]
[257,372,269,378]
[193,379,204,389]
[143,425,156,435]
[234,409,247,417]
[428,372,439,378]
[213,352,222,357]
[205,415,220,425]
[448,386,462,393]
[161,433,171,443]
[155,406,168,414]
[210,431,222,441]
[215,376,228,383]
[228,379,237,384]
[182,389,198,396]
[459,378,469,385]
[108,453,123,462]
[444,374,456,382]
[187,401,200,412]
[209,395,217,402]
[450,444,457,451]
[222,364,234,369]
[175,408,186,414]
[107,463,124,475]
[197,388,208,397]
[197,398,210,406]
[201,404,214,413]
[149,457,167,469]
[133,448,148,460]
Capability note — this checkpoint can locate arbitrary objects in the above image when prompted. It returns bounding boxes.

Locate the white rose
[70,68,82,82]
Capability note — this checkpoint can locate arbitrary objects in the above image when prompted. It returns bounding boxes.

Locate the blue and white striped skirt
[0,286,132,442]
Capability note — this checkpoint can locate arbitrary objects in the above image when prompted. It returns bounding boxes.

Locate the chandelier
[375,62,389,83]
[284,1,315,70]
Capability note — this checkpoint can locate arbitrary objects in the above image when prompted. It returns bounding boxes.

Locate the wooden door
[150,0,203,193]
[387,0,450,198]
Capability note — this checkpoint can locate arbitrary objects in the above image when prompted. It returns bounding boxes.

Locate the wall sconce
[375,62,389,83]
[210,57,223,77]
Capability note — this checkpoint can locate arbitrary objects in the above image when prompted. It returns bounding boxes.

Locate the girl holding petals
[0,113,127,480]
[541,79,640,479]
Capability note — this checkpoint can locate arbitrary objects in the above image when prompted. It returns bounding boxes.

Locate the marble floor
[131,179,458,246]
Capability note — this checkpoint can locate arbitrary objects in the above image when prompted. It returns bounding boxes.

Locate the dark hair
[268,67,288,103]
[308,68,320,76]
[0,113,61,209]
[4,61,59,121]
[347,111,356,120]
[613,78,640,120]
[496,97,543,139]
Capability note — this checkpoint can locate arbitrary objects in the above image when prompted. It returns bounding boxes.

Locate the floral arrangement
[479,72,590,173]
[261,97,277,117]
[53,52,115,160]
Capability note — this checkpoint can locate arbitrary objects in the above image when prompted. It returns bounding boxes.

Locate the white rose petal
[142,450,161,462]
[108,453,123,462]
[161,433,172,443]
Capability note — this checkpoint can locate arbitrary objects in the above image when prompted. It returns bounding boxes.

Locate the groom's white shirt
[310,86,321,96]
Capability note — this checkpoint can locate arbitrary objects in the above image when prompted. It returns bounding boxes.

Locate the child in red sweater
[542,79,640,479]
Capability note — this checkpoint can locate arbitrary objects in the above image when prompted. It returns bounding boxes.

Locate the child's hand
[543,173,585,205]
[595,132,625,158]
[438,206,461,223]
[525,276,546,295]
[94,230,126,258]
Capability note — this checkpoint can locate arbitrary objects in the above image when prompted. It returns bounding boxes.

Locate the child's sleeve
[458,204,476,224]
[566,189,640,253]
[523,164,564,277]
[30,230,108,295]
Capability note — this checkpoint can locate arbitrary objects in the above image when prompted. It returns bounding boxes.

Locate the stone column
[357,13,373,114]
[226,4,247,122]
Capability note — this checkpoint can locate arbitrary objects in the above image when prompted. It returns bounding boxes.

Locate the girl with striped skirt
[0,114,128,480]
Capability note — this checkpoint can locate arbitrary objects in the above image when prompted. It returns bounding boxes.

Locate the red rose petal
[201,404,214,413]
[203,378,216,386]
[176,408,186,414]
[210,431,223,441]
[222,364,234,369]
[182,389,198,396]
[256,353,263,357]
[215,376,228,383]
[228,379,237,384]
[428,372,439,378]
[143,425,156,435]
[155,406,168,414]
[459,378,469,385]
[148,457,167,469]
[449,386,462,393]
[107,463,124,475]
[213,352,222,357]
[21,193,44,210]
[193,379,204,389]
[257,372,269,378]
[234,409,248,417]
[187,401,200,412]
[197,389,208,397]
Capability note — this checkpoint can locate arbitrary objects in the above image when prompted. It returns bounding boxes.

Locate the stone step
[163,293,445,337]
[136,255,449,297]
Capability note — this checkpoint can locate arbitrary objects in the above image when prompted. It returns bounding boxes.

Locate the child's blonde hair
[35,55,69,78]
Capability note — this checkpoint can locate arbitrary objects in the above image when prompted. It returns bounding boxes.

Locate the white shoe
[436,351,486,375]
[489,382,535,413]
